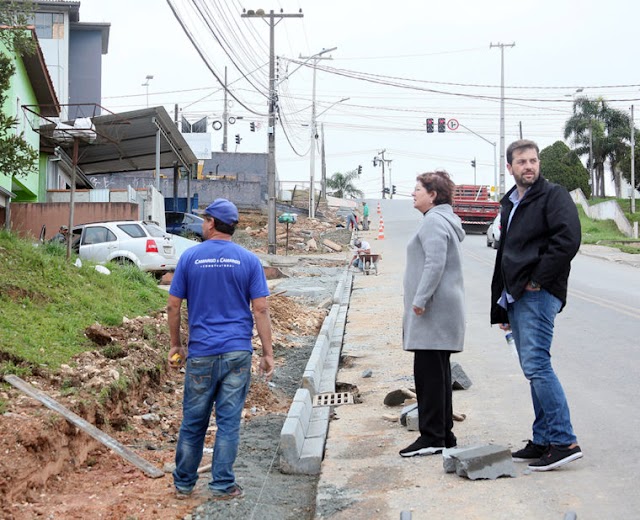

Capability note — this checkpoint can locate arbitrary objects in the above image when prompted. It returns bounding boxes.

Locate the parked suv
[71,221,177,274]
[165,211,204,241]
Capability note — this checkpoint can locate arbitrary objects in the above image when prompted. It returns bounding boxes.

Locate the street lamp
[303,47,337,219]
[459,123,498,199]
[142,75,154,108]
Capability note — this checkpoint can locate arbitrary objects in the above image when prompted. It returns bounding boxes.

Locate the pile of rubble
[236,208,352,254]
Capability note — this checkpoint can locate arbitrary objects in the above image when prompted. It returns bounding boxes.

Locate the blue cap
[204,198,239,225]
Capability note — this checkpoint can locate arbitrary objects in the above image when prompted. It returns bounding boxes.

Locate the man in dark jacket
[490,139,583,472]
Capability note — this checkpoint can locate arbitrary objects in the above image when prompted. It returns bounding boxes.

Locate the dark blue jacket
[490,175,581,325]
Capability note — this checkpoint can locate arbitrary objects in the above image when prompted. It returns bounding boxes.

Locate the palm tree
[564,97,630,197]
[326,169,364,199]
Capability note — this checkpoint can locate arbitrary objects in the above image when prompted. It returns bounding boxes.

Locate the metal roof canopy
[52,106,198,175]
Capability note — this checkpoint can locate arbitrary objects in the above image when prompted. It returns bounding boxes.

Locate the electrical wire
[166,0,268,116]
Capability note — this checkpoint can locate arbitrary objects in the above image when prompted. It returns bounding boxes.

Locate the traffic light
[392,185,397,195]
[250,122,256,132]
[471,159,476,168]
[437,117,446,133]
[426,118,434,133]
[235,134,241,144]
[383,187,390,194]
[357,165,362,175]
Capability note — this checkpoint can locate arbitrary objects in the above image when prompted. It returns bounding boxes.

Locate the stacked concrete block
[302,334,330,394]
[442,445,516,480]
[280,388,330,474]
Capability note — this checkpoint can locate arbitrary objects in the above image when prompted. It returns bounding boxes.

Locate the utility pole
[589,122,594,198]
[222,66,228,152]
[320,123,327,200]
[373,150,391,199]
[490,42,515,197]
[242,8,303,254]
[631,105,636,214]
[300,47,336,219]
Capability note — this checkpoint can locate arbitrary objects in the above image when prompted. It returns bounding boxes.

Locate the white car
[71,221,177,274]
[486,213,502,249]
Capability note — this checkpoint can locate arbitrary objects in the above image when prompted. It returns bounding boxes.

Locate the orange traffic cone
[377,223,385,240]
[379,216,384,230]
[377,202,381,214]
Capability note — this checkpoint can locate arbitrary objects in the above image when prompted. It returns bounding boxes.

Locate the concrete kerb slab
[280,267,354,475]
[578,244,640,268]
[280,388,331,475]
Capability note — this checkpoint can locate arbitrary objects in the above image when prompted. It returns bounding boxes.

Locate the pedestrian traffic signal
[471,159,476,168]
[357,165,362,175]
[426,118,434,133]
[250,122,256,132]
[392,185,397,195]
[235,134,241,144]
[438,117,446,133]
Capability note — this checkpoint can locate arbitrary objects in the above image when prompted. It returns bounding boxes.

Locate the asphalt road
[316,198,640,520]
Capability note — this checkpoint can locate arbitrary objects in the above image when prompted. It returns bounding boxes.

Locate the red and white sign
[447,119,459,131]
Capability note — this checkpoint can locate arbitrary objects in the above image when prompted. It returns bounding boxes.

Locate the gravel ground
[190,261,345,520]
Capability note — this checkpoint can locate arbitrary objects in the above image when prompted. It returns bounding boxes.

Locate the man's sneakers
[512,440,548,462]
[528,444,583,472]
[399,437,444,457]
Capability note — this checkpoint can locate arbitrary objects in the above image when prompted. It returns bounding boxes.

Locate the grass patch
[578,204,640,254]
[0,230,168,370]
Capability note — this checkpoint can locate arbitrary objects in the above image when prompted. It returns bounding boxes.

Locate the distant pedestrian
[345,210,357,231]
[491,139,583,471]
[49,225,68,244]
[167,198,274,499]
[362,201,370,230]
[400,171,465,457]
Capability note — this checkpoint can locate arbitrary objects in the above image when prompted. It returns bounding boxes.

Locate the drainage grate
[313,392,354,407]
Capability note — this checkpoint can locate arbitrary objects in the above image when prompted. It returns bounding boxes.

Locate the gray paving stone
[448,445,517,480]
[451,361,473,390]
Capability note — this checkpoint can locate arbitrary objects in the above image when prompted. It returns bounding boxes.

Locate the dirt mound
[0,294,325,519]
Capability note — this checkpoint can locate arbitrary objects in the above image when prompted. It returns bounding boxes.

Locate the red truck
[452,185,500,234]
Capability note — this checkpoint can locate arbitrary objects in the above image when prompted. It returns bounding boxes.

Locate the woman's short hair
[416,170,455,205]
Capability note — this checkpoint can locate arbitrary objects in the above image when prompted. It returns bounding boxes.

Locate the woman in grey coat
[399,170,466,457]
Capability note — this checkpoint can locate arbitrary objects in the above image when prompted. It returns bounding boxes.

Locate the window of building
[31,12,64,40]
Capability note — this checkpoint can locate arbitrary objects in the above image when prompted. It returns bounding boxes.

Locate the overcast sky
[78,0,639,198]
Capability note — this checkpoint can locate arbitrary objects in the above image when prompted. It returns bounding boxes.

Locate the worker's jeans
[173,351,252,493]
[508,289,577,446]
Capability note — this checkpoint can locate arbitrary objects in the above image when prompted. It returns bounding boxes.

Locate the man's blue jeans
[173,350,252,493]
[508,289,577,446]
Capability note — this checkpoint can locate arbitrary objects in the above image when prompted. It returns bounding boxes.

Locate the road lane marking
[569,287,640,320]
[464,251,640,320]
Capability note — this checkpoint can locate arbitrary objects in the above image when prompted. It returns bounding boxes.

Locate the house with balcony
[0,27,59,226]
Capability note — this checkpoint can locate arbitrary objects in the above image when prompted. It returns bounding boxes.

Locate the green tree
[326,169,364,199]
[563,97,631,198]
[540,141,591,197]
[0,0,38,178]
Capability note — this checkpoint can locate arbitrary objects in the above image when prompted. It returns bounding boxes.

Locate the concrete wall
[38,14,70,112]
[68,30,103,119]
[89,170,265,210]
[571,188,635,238]
[7,202,139,241]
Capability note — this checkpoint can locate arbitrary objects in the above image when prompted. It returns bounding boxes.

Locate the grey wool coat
[402,204,466,352]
